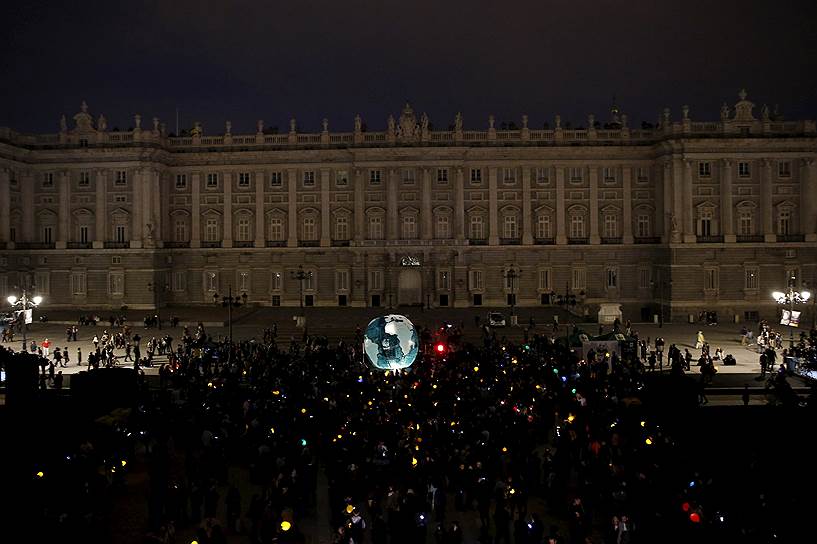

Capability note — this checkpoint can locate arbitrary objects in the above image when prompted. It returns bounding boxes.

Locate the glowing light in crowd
[436,343,445,353]
[363,315,419,370]
[645,438,653,445]
[280,521,292,531]
[689,512,701,523]
[473,366,479,372]
[36,471,44,478]
[412,457,418,466]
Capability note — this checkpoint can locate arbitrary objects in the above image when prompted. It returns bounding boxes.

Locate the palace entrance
[397,268,422,306]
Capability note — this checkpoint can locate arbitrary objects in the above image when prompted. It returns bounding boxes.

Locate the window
[470,168,482,184]
[639,268,651,289]
[738,161,751,178]
[503,215,518,239]
[738,210,753,235]
[79,171,91,187]
[778,161,791,178]
[35,271,50,295]
[111,256,121,265]
[535,167,549,184]
[698,208,714,236]
[336,216,349,240]
[370,270,383,291]
[744,267,759,290]
[115,225,127,243]
[115,170,127,186]
[336,170,348,187]
[237,217,251,241]
[636,167,649,182]
[270,272,282,291]
[79,225,89,244]
[206,173,219,188]
[239,271,250,292]
[174,219,187,241]
[368,215,383,240]
[369,169,381,185]
[10,227,16,241]
[269,217,284,240]
[605,267,618,289]
[336,270,349,292]
[777,209,791,235]
[114,195,126,203]
[538,269,551,291]
[637,214,651,237]
[302,217,317,240]
[438,270,450,290]
[109,272,124,296]
[704,268,719,292]
[401,169,416,184]
[469,270,484,291]
[569,167,583,182]
[436,168,449,183]
[536,215,552,239]
[79,138,88,148]
[698,162,711,178]
[172,271,186,291]
[42,172,54,187]
[402,215,417,239]
[71,272,87,295]
[572,268,586,291]
[270,171,283,187]
[238,172,251,187]
[41,226,53,244]
[785,268,800,288]
[436,214,450,238]
[205,218,219,241]
[470,215,485,240]
[569,214,585,238]
[603,214,619,238]
[303,171,315,187]
[175,174,187,189]
[502,167,516,184]
[205,271,218,292]
[603,167,616,183]
[303,270,315,291]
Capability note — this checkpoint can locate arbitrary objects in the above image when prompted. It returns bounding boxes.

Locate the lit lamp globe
[771,291,785,302]
[7,295,18,305]
[363,314,420,370]
[33,296,43,305]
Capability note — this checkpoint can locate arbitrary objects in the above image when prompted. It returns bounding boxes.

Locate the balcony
[634,236,661,244]
[500,238,521,245]
[468,238,488,245]
[67,242,92,249]
[600,237,622,245]
[299,240,320,247]
[735,235,764,243]
[777,234,805,242]
[233,240,254,248]
[164,241,190,248]
[14,242,56,249]
[332,239,351,247]
[104,241,129,249]
[567,237,589,245]
[696,235,724,243]
[266,240,286,247]
[201,241,222,248]
[534,238,555,245]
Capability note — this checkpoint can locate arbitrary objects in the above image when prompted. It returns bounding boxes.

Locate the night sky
[2,0,816,134]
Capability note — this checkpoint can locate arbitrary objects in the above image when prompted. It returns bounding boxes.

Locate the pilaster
[421,168,432,240]
[589,166,600,244]
[521,167,533,245]
[720,159,735,242]
[488,167,499,245]
[387,169,398,240]
[455,167,465,241]
[56,171,70,248]
[287,169,298,247]
[802,158,817,241]
[320,169,331,247]
[354,168,364,242]
[130,169,143,248]
[555,166,567,244]
[682,160,696,243]
[621,166,633,243]
[222,171,233,247]
[93,170,106,248]
[21,172,34,242]
[761,160,775,242]
[254,171,265,247]
[191,173,201,248]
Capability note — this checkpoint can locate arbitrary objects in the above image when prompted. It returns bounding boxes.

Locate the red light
[681,502,690,512]
[689,512,700,523]
[436,343,445,353]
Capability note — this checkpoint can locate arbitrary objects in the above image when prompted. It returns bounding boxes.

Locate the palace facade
[1,92,815,323]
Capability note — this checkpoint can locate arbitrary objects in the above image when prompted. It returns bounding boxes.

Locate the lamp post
[551,283,577,336]
[213,285,247,342]
[7,288,43,352]
[290,266,312,317]
[772,275,811,349]
[503,267,521,324]
[650,273,672,328]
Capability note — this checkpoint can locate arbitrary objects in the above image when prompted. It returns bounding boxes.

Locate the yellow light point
[473,366,479,372]
[432,384,437,389]
[408,403,412,407]
[404,394,408,399]
[416,424,420,430]
[242,370,247,375]
[512,358,518,365]
[270,427,275,434]
[509,488,516,495]
[645,438,653,445]
[415,445,420,451]
[280,520,292,531]
[111,467,116,473]
[502,447,508,453]
[450,421,456,427]
[272,390,280,396]
[640,421,646,427]
[207,382,213,388]
[385,371,391,377]
[301,408,307,414]
[346,504,354,514]
[121,460,127,467]
[368,400,373,406]
[536,385,542,390]
[323,397,329,402]
[412,457,418,466]
[36,471,44,478]
[567,414,575,423]
[191,541,200,544]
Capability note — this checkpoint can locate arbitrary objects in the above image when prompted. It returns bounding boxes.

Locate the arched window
[435,214,450,239]
[569,214,585,239]
[503,215,518,239]
[302,216,317,241]
[335,215,350,240]
[268,216,284,241]
[777,209,791,235]
[603,214,619,238]
[697,206,715,236]
[636,214,651,237]
[402,215,417,239]
[536,214,552,239]
[174,218,187,241]
[469,215,485,240]
[368,215,383,240]
[236,217,252,241]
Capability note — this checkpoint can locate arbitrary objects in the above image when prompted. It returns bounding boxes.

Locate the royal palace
[1,92,815,323]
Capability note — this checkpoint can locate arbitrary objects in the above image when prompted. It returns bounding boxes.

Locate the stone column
[288,169,298,247]
[555,166,567,244]
[454,167,465,241]
[131,169,143,248]
[152,170,162,247]
[762,160,775,242]
[191,173,201,248]
[56,171,70,248]
[720,159,735,242]
[802,158,817,241]
[682,160,695,243]
[354,169,364,242]
[589,167,600,244]
[672,159,684,242]
[387,169,398,240]
[421,168,432,240]
[521,166,533,244]
[22,172,35,242]
[622,166,633,243]
[140,168,154,247]
[93,170,106,248]
[0,169,10,244]
[254,171,265,247]
[488,167,499,245]
[222,172,233,247]
[655,163,665,241]
[320,169,331,247]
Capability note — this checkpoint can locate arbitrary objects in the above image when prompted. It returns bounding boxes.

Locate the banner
[780,310,801,327]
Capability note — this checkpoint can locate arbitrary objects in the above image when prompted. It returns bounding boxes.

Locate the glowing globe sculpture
[363,314,420,370]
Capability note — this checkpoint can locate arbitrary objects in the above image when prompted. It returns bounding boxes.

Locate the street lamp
[213,285,247,342]
[772,275,811,349]
[503,267,521,322]
[7,288,43,352]
[290,266,312,317]
[650,274,672,328]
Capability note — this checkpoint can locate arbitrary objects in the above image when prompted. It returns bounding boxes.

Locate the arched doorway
[398,268,422,306]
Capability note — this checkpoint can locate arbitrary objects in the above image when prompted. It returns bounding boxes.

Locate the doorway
[398,268,422,306]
